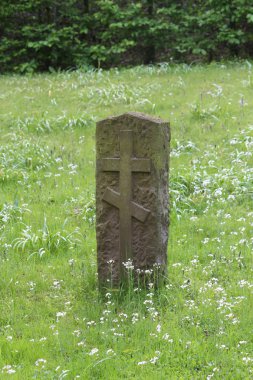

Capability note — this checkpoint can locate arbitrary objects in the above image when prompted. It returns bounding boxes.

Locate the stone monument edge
[97,112,169,126]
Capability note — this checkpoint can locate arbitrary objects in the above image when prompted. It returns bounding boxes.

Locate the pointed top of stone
[97,112,168,125]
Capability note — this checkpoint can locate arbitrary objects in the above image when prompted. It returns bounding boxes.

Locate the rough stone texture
[96,112,170,288]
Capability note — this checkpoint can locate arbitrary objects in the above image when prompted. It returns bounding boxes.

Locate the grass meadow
[0,62,252,379]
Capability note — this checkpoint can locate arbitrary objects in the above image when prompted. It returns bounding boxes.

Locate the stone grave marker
[96,112,170,288]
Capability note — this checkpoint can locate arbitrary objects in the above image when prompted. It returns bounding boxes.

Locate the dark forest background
[1,0,253,73]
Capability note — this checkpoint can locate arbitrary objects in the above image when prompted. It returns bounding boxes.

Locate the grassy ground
[0,62,252,379]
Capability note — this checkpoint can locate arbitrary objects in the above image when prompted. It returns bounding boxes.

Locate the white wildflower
[35,358,47,367]
[89,348,99,356]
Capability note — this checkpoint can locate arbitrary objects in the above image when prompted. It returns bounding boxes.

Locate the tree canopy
[1,0,253,73]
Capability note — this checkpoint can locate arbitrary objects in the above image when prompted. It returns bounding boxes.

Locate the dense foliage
[1,0,253,72]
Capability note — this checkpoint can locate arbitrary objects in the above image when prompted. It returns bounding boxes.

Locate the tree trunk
[83,0,89,13]
[144,0,155,64]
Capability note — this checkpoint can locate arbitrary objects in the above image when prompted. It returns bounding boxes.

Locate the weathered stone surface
[96,112,170,288]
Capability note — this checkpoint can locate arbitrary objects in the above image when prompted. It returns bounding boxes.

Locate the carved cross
[101,130,151,268]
